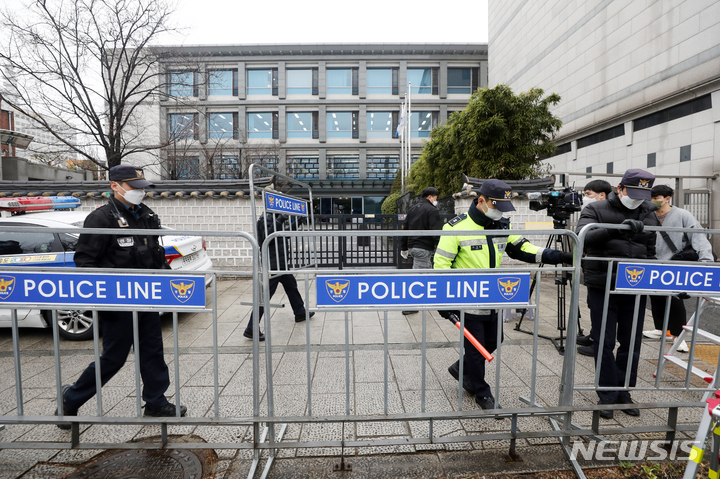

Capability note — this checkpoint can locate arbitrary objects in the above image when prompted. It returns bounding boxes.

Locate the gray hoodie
[655,206,714,262]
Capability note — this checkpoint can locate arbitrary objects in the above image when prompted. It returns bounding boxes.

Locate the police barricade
[0,225,264,455]
[257,227,586,471]
[570,223,718,478]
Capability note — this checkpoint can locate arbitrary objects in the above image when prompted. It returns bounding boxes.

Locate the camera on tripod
[526,186,582,221]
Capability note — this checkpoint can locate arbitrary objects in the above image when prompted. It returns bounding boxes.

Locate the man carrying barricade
[576,168,660,419]
[643,184,714,352]
[434,179,573,411]
[56,165,186,429]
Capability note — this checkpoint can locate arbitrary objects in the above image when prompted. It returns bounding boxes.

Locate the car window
[0,230,56,255]
[58,233,79,252]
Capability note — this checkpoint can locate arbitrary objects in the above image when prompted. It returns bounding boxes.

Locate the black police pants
[587,288,645,403]
[649,294,687,337]
[451,312,502,399]
[245,274,306,332]
[64,310,170,412]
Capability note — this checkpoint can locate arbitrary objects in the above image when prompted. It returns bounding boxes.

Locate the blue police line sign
[317,273,531,307]
[615,262,720,294]
[0,272,205,308]
[264,191,308,216]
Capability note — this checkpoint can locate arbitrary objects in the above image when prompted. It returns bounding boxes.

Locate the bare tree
[0,0,179,170]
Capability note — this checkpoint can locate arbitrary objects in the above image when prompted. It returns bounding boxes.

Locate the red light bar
[0,196,81,212]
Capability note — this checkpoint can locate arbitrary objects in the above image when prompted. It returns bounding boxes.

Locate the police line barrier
[0,225,267,457]
[572,223,719,479]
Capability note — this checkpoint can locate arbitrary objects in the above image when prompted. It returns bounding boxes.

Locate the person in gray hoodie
[643,184,714,350]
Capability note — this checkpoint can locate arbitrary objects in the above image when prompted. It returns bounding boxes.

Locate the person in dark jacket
[243,213,313,341]
[400,187,444,315]
[576,169,660,419]
[57,165,186,429]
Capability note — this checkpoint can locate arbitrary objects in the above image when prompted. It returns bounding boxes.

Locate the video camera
[527,186,582,222]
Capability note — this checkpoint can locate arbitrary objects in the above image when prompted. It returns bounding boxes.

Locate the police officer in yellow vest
[435,179,572,410]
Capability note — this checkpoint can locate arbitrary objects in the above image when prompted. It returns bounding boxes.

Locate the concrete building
[489,0,720,225]
[11,110,78,167]
[134,43,487,214]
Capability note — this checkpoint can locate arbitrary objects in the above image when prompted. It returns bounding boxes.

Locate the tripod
[514,217,583,355]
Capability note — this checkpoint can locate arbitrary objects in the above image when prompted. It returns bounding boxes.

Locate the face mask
[118,184,145,205]
[652,200,664,208]
[582,196,596,208]
[480,200,503,220]
[620,192,643,210]
[432,200,438,207]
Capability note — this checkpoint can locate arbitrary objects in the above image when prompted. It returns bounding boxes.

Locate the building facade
[489,0,720,225]
[135,43,487,214]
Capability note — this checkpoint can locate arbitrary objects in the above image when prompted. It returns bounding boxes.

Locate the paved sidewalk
[0,277,714,478]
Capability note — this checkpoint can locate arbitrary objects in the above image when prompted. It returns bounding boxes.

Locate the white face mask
[619,191,643,210]
[480,200,503,221]
[118,184,146,205]
[582,196,596,208]
[432,200,438,207]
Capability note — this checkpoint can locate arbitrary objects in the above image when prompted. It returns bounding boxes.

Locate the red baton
[448,314,494,362]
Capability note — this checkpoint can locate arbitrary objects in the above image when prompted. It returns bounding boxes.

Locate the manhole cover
[65,449,207,479]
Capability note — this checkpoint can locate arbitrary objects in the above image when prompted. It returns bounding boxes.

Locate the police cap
[479,179,516,212]
[620,168,654,200]
[109,164,154,188]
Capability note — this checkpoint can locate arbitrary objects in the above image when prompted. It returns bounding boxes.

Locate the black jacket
[74,197,169,270]
[257,214,289,270]
[401,198,443,251]
[576,192,659,288]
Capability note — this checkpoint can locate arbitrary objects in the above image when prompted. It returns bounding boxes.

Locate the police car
[0,196,213,340]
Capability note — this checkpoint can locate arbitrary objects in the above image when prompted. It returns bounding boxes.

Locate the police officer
[56,165,186,429]
[435,179,572,410]
[243,213,314,341]
[576,169,659,419]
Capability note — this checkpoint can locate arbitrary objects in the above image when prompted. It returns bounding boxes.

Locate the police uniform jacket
[434,199,565,270]
[401,198,443,251]
[576,191,659,288]
[74,196,169,270]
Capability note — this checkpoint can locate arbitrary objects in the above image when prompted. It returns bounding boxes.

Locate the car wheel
[44,309,95,341]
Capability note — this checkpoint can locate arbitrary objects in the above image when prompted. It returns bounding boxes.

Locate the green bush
[381,192,401,215]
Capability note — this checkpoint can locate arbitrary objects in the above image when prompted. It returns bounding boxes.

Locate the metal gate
[313,214,401,268]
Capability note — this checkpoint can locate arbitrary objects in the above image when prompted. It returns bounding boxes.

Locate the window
[327,156,359,179]
[0,230,56,255]
[680,145,691,162]
[247,69,278,96]
[287,156,320,180]
[586,166,592,179]
[287,69,318,95]
[327,112,358,138]
[410,111,438,137]
[327,69,357,95]
[447,68,473,94]
[168,156,200,179]
[168,113,198,140]
[366,112,394,138]
[213,155,240,179]
[634,94,712,132]
[287,112,318,139]
[248,155,278,176]
[168,71,198,97]
[367,69,396,95]
[208,69,238,96]
[367,155,399,179]
[647,153,656,168]
[248,112,277,139]
[208,112,238,140]
[606,162,613,174]
[577,124,625,149]
[407,68,434,94]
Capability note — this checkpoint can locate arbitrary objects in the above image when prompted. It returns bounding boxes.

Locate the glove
[621,219,644,236]
[401,250,409,259]
[559,252,574,264]
[676,292,691,300]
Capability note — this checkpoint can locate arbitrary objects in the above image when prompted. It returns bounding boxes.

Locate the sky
[161,0,488,46]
